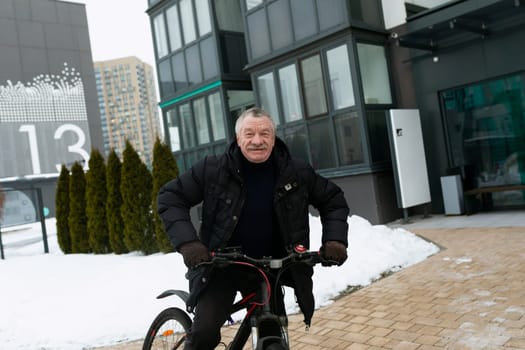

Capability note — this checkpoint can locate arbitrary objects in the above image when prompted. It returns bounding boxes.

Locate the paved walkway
[280,225,525,349]
[95,211,525,349]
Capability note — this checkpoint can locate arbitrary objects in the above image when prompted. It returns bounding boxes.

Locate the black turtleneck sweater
[228,155,281,258]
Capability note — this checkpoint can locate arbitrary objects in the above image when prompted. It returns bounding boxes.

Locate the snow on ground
[0,215,439,349]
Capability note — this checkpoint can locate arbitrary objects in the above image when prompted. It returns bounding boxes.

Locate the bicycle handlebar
[199,245,338,269]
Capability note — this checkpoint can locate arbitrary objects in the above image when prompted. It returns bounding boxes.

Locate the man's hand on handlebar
[320,240,347,266]
[178,240,211,268]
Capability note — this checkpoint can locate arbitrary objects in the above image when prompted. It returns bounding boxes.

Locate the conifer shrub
[56,165,72,253]
[152,137,179,253]
[106,149,127,254]
[121,141,157,254]
[86,149,109,253]
[69,162,90,253]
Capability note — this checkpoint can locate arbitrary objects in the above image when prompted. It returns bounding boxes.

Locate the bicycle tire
[263,343,287,350]
[142,307,192,350]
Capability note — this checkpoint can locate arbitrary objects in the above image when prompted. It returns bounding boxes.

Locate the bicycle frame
[155,265,288,350]
[225,263,289,350]
[150,247,333,350]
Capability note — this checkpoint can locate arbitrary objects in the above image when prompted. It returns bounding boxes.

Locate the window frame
[152,11,169,59]
[166,4,183,53]
[250,39,386,174]
[298,53,328,119]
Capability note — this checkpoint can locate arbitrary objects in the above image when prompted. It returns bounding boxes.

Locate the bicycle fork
[250,314,289,349]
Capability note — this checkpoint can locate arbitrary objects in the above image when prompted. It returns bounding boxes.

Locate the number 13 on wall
[18,123,90,175]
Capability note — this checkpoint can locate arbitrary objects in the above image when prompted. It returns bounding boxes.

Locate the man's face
[237,115,275,163]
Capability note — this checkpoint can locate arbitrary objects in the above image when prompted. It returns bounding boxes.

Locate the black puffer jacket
[157,138,349,325]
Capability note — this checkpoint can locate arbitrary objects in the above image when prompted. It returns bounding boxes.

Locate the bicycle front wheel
[264,343,287,350]
[142,307,192,350]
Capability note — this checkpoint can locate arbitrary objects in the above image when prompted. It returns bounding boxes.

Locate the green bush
[121,141,157,254]
[56,165,71,254]
[69,162,90,253]
[106,149,127,254]
[152,137,179,253]
[86,149,109,253]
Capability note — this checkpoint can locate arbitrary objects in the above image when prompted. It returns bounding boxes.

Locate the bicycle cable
[232,261,272,307]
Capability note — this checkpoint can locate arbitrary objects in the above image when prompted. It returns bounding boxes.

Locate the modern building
[0,0,102,225]
[146,0,525,224]
[94,57,161,166]
[389,0,525,214]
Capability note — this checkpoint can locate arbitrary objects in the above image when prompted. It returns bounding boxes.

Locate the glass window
[153,13,168,58]
[300,55,327,118]
[166,5,182,52]
[283,124,309,162]
[167,109,181,151]
[441,73,525,207]
[215,0,243,32]
[208,92,226,140]
[180,0,196,44]
[357,43,392,104]
[193,98,210,144]
[246,0,263,10]
[278,65,302,122]
[334,112,364,165]
[186,44,202,85]
[366,110,390,163]
[349,0,383,27]
[201,37,218,80]
[228,90,256,130]
[195,0,212,36]
[247,9,271,59]
[158,59,174,96]
[257,72,280,125]
[171,52,188,90]
[185,150,199,169]
[291,0,317,41]
[308,119,336,169]
[327,44,355,109]
[179,103,196,148]
[268,0,293,51]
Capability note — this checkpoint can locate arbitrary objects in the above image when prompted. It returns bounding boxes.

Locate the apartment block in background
[94,57,161,166]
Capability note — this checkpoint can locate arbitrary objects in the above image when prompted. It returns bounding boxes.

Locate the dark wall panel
[334,171,400,225]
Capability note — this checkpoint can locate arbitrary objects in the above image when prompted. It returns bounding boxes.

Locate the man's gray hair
[235,107,276,135]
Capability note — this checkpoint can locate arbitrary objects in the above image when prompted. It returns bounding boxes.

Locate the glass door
[441,73,525,207]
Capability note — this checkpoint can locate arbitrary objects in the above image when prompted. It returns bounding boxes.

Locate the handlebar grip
[320,259,340,267]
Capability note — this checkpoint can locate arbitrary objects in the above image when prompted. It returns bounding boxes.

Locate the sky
[0,215,439,349]
[68,0,156,66]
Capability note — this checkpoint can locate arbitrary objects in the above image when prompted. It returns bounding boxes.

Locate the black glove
[178,240,210,268]
[321,240,347,266]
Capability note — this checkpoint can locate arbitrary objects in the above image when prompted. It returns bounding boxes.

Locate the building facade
[390,0,525,213]
[147,0,403,223]
[0,0,102,225]
[147,0,525,224]
[94,57,161,166]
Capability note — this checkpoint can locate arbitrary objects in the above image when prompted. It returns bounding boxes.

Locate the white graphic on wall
[0,63,88,123]
[0,62,91,178]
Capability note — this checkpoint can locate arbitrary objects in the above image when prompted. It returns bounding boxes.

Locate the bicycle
[142,245,336,350]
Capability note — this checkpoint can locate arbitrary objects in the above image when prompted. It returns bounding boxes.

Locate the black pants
[184,265,285,350]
